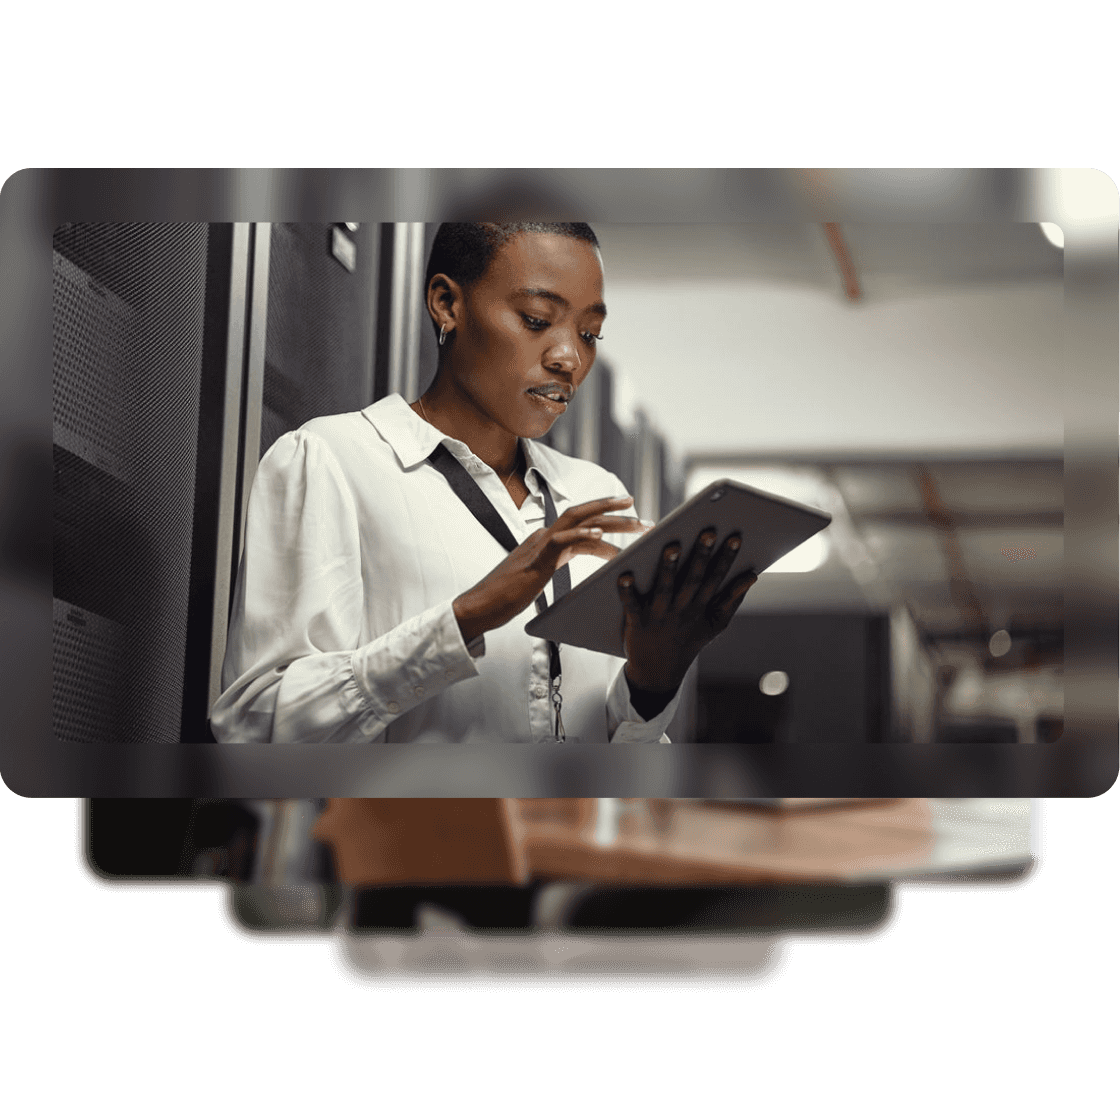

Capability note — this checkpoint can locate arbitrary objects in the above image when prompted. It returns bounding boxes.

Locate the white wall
[598,277,1062,460]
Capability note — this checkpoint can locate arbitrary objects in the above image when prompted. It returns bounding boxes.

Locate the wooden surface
[513,798,935,885]
[313,797,947,889]
[313,798,528,887]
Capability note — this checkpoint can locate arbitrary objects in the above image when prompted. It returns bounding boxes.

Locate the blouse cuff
[605,663,681,743]
[349,597,481,729]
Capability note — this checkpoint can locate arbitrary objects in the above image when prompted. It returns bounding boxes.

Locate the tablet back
[524,479,832,657]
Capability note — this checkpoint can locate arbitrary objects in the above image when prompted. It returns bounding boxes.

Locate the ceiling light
[1039,222,1064,249]
[768,534,828,573]
[1033,170,1114,251]
[759,670,789,696]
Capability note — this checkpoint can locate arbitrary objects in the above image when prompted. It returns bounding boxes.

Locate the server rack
[53,223,212,744]
[54,221,421,745]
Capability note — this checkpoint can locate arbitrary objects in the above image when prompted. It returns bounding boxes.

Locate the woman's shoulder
[291,405,398,467]
[299,407,378,445]
[300,396,419,465]
[252,411,397,497]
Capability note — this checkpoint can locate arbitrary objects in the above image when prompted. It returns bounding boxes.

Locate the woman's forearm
[212,598,480,743]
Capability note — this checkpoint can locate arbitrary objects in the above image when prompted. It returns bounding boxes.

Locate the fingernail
[641,520,656,528]
[666,548,680,562]
[585,528,603,537]
[729,536,741,550]
[701,535,716,548]
[619,575,633,587]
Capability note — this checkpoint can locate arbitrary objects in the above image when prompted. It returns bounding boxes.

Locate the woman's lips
[526,386,569,412]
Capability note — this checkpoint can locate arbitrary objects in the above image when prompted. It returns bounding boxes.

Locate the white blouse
[209,393,680,744]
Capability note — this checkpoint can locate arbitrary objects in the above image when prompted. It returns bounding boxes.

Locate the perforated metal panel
[52,597,128,743]
[52,223,209,742]
[52,252,134,480]
[259,223,377,459]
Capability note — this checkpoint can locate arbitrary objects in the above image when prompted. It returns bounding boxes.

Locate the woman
[210,222,756,743]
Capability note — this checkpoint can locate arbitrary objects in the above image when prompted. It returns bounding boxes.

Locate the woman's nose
[543,335,582,374]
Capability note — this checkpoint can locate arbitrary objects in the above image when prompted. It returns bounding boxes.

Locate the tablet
[524,478,832,658]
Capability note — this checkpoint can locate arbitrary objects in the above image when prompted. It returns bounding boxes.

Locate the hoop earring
[438,325,448,347]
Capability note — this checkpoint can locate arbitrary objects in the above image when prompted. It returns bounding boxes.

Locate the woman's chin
[523,416,560,441]
[521,393,568,438]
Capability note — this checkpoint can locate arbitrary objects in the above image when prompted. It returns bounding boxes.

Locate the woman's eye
[581,331,604,346]
[522,315,549,331]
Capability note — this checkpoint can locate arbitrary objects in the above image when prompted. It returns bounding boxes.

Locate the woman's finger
[694,533,742,605]
[616,572,642,619]
[556,495,634,528]
[557,540,620,567]
[550,526,605,550]
[732,571,759,597]
[543,528,621,573]
[574,514,651,535]
[648,542,681,621]
[673,528,718,610]
[707,572,758,631]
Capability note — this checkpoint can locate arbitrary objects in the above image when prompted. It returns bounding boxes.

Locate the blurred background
[587,221,1065,755]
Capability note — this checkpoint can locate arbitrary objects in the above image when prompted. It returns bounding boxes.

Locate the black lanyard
[427,442,570,740]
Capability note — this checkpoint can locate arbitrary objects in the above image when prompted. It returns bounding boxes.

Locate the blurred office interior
[87,795,1033,942]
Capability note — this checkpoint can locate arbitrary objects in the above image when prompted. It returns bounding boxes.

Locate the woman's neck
[413,375,521,481]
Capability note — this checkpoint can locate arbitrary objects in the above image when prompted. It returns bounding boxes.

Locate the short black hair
[424,222,599,340]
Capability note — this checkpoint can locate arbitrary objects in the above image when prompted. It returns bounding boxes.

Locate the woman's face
[431,231,607,440]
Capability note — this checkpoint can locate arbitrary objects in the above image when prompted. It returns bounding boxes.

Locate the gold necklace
[418,394,521,488]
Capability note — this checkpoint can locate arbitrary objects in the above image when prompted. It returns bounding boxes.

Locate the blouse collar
[361,393,571,499]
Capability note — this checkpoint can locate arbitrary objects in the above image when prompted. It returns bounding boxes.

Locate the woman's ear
[426,273,462,339]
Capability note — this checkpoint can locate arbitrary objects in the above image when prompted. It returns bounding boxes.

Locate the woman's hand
[453,496,648,647]
[617,528,758,698]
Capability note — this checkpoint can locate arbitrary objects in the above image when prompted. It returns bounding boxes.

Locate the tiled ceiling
[836,458,1064,650]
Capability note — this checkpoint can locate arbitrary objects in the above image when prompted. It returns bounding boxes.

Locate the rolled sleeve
[350,597,481,729]
[210,431,479,744]
[605,662,680,743]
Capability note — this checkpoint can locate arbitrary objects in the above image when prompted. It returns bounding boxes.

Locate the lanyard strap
[427,443,570,738]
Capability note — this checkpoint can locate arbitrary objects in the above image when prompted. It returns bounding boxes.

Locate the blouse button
[413,686,425,697]
[387,702,400,714]
[533,684,548,700]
